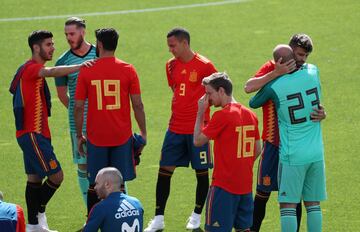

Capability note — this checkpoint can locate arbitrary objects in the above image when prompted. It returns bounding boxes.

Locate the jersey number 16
[236,126,255,158]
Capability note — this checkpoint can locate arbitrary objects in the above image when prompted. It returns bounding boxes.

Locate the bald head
[273,44,294,64]
[97,167,123,191]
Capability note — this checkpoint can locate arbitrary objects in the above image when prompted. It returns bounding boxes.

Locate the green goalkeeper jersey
[250,63,324,165]
[55,45,97,133]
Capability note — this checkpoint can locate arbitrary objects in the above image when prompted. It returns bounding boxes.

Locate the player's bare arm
[56,86,69,108]
[38,60,95,78]
[244,58,296,93]
[311,104,327,122]
[130,94,147,141]
[255,139,262,159]
[194,94,209,147]
[74,100,86,155]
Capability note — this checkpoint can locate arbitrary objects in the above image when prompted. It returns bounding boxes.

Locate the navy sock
[87,185,99,214]
[155,168,173,215]
[39,179,60,213]
[26,181,42,224]
[250,190,271,231]
[194,169,209,214]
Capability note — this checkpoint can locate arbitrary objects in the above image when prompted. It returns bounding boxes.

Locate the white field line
[0,0,249,22]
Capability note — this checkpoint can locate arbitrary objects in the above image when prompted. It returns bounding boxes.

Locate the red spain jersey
[166,53,217,134]
[16,60,51,138]
[75,57,141,146]
[254,60,279,146]
[203,103,260,194]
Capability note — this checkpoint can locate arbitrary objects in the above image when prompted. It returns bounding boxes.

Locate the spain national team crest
[49,160,58,170]
[263,175,271,186]
[189,71,198,82]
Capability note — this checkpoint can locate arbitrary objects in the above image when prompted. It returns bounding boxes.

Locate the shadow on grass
[75,227,204,232]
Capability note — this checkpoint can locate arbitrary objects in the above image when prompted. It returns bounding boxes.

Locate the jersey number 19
[91,80,121,110]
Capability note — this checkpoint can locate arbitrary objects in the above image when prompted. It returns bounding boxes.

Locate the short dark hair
[203,72,233,96]
[95,28,119,51]
[65,17,86,28]
[28,30,53,53]
[167,27,190,45]
[289,33,313,53]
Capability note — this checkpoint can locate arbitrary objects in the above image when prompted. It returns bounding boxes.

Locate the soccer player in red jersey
[145,27,217,232]
[74,28,146,215]
[194,72,261,232]
[244,34,326,232]
[9,30,93,232]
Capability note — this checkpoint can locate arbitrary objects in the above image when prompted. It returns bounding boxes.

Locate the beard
[96,45,99,57]
[71,37,84,50]
[39,46,51,61]
[296,61,304,69]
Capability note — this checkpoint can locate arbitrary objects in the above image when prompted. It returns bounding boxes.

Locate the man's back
[203,103,260,194]
[250,64,324,165]
[76,57,141,146]
[85,192,143,232]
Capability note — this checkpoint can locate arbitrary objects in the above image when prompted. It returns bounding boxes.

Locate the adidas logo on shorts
[212,221,220,227]
[115,200,140,219]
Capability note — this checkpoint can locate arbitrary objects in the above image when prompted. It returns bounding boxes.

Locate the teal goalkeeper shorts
[70,132,87,164]
[278,160,327,203]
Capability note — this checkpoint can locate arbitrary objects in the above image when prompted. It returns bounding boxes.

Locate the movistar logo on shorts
[115,199,140,219]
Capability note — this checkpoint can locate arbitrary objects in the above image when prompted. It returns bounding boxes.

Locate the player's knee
[49,170,64,185]
[78,164,87,171]
[304,201,320,207]
[157,167,174,182]
[195,169,209,177]
[27,174,42,183]
[159,166,175,173]
[280,203,298,209]
[255,190,271,200]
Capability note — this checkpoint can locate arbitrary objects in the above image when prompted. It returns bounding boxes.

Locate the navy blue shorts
[87,136,135,184]
[205,186,253,232]
[256,141,279,192]
[17,133,62,178]
[160,130,213,169]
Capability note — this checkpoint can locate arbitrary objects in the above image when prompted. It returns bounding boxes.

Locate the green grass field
[1,0,359,231]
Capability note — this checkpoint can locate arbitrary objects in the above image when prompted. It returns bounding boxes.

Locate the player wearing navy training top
[0,191,25,232]
[55,17,97,207]
[84,167,143,232]
[249,45,326,232]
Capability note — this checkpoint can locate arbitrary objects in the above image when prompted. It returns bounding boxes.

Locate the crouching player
[84,167,143,232]
[194,72,261,232]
